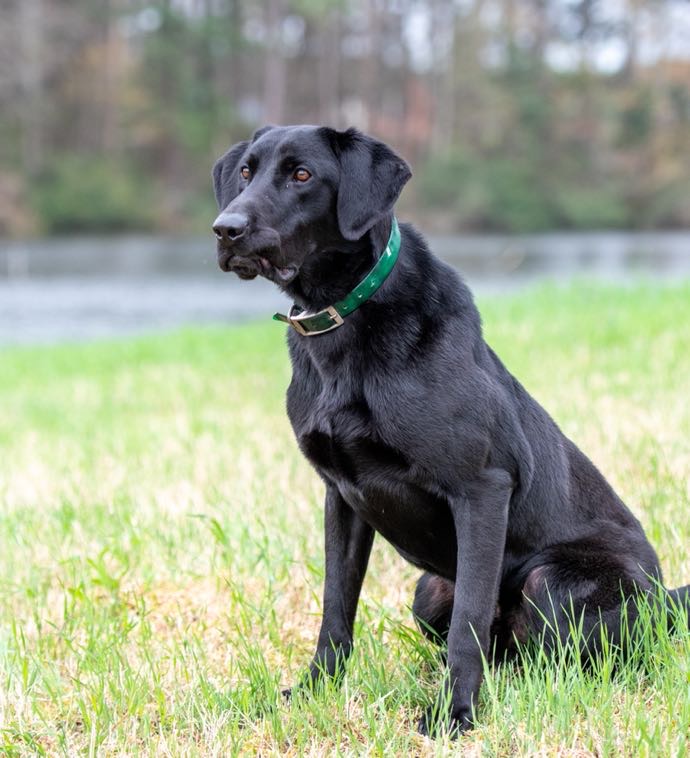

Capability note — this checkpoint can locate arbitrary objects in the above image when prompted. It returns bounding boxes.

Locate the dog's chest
[287,365,458,576]
[295,394,408,484]
[295,399,457,575]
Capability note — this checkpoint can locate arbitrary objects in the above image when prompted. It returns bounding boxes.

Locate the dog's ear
[329,128,412,241]
[212,140,249,210]
[211,126,277,209]
[251,124,276,142]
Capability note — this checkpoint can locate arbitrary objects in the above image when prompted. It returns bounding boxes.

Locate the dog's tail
[665,584,690,629]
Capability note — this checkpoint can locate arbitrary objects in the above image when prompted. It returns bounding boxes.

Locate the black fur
[211,125,690,737]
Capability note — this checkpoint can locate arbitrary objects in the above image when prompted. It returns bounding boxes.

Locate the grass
[0,281,689,756]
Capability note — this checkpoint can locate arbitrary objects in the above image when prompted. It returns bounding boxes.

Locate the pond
[1,231,689,346]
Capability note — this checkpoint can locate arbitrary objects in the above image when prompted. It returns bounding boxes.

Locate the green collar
[273,217,401,336]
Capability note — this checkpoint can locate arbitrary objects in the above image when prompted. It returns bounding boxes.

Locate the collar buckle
[286,305,344,336]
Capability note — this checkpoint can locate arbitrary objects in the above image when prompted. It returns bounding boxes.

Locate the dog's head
[211,126,411,285]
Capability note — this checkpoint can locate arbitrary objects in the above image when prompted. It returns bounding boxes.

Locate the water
[1,231,689,346]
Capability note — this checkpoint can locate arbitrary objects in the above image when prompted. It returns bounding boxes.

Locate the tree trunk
[263,0,286,123]
[19,0,44,176]
[363,0,382,132]
[318,9,341,126]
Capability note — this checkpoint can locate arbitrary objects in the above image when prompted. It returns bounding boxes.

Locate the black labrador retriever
[211,125,689,736]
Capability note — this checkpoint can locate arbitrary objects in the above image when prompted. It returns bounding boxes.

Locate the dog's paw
[418,707,473,739]
[281,679,317,703]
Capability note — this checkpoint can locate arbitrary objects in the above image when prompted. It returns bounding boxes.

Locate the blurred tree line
[0,0,688,236]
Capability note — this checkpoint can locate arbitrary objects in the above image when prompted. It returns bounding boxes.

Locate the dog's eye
[293,168,311,183]
[240,166,251,180]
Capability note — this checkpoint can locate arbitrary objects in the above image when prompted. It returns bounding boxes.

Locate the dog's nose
[212,212,249,244]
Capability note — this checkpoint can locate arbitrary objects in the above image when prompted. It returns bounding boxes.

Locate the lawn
[0,282,689,756]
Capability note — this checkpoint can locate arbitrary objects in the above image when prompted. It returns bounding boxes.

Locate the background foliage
[1,0,689,236]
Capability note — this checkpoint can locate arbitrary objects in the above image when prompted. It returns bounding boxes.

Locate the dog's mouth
[218,249,299,284]
[219,254,261,280]
[258,255,299,283]
[215,224,301,285]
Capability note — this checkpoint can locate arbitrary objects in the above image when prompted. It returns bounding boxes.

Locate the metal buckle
[288,305,344,336]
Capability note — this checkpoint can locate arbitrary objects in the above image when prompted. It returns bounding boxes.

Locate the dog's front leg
[290,486,374,693]
[420,468,512,737]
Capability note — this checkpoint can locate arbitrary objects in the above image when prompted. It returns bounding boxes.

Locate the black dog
[211,125,689,736]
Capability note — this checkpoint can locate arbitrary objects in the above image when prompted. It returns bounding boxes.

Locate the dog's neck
[283,217,393,313]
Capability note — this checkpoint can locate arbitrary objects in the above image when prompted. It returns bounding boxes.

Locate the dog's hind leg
[413,572,516,666]
[412,573,454,645]
[511,552,655,662]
